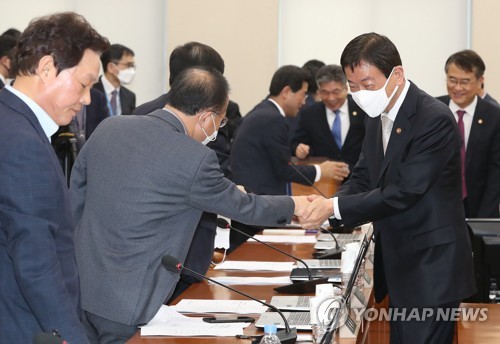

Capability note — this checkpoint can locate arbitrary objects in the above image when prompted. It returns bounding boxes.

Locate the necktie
[110,90,118,116]
[456,110,467,199]
[381,115,393,154]
[332,110,342,149]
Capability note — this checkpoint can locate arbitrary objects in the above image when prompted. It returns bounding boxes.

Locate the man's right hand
[295,143,310,159]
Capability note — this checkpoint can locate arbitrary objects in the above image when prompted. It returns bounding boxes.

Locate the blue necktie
[332,110,342,149]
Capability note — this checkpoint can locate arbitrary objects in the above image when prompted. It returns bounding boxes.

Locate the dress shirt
[5,85,59,140]
[332,79,411,219]
[449,97,477,148]
[325,101,350,146]
[268,99,321,181]
[101,75,122,116]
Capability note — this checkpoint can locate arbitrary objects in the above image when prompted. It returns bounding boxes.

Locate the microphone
[287,161,328,198]
[33,333,66,344]
[313,229,345,260]
[161,255,297,344]
[217,218,329,294]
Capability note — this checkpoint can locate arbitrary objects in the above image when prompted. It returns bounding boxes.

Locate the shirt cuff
[332,197,342,220]
[314,165,321,182]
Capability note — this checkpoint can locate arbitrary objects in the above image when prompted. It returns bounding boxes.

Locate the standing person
[93,43,136,116]
[0,12,109,343]
[301,33,475,344]
[230,65,347,197]
[437,49,500,218]
[291,64,366,174]
[70,66,315,343]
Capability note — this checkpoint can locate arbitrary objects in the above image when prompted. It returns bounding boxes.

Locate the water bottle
[259,324,281,344]
[489,278,498,303]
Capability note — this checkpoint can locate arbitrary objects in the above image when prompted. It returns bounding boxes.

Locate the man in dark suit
[436,50,500,218]
[301,33,475,344]
[0,12,109,343]
[291,64,366,173]
[132,42,238,301]
[93,43,136,116]
[70,66,314,342]
[231,65,348,196]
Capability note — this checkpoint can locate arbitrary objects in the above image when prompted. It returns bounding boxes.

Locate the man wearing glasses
[93,43,136,116]
[437,50,500,218]
[291,64,367,179]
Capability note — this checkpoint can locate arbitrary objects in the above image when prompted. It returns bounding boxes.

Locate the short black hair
[0,34,17,59]
[168,66,229,116]
[169,42,224,86]
[340,32,402,78]
[445,50,485,79]
[269,65,310,97]
[101,43,134,72]
[12,12,109,77]
[302,59,325,94]
[1,28,21,40]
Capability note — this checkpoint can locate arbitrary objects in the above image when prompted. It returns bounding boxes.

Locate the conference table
[128,228,376,343]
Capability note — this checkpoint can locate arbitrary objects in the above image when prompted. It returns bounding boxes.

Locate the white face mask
[117,67,136,85]
[201,114,218,145]
[351,68,399,118]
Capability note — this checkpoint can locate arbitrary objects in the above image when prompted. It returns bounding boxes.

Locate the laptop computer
[289,269,342,283]
[314,238,361,250]
[316,232,364,242]
[256,225,374,331]
[269,295,312,311]
[297,259,341,269]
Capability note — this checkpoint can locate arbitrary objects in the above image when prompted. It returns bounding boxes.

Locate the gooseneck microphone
[161,255,297,344]
[314,229,345,260]
[287,161,328,198]
[217,218,329,294]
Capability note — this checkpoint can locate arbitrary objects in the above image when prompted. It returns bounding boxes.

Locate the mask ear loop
[211,248,227,265]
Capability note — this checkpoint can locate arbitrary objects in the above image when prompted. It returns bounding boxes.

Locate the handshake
[292,195,334,229]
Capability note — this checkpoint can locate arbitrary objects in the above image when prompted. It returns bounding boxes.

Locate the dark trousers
[81,310,138,344]
[389,301,460,344]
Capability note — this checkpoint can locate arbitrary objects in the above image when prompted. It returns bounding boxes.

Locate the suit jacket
[230,99,317,195]
[483,92,500,108]
[0,89,88,343]
[291,96,366,171]
[332,82,475,308]
[93,77,136,116]
[0,78,4,89]
[436,95,500,218]
[69,109,294,326]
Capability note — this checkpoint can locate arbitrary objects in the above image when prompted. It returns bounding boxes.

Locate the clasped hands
[292,195,334,229]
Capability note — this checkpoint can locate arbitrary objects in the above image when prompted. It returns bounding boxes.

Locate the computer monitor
[466,218,500,302]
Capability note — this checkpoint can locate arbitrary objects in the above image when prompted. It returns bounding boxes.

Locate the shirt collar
[5,85,59,140]
[449,96,477,117]
[384,79,410,122]
[0,74,6,85]
[102,75,119,95]
[326,99,348,116]
[268,98,286,117]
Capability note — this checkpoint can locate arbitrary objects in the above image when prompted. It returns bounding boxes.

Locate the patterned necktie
[332,110,342,149]
[456,110,467,199]
[110,90,118,116]
[381,115,393,154]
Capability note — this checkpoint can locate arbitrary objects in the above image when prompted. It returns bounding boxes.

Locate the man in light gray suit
[70,66,314,343]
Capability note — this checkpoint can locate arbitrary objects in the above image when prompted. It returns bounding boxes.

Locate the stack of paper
[173,299,267,314]
[213,260,295,271]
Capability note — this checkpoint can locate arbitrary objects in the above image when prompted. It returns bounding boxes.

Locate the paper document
[252,235,317,244]
[262,229,306,235]
[213,260,295,271]
[209,276,291,285]
[174,299,267,314]
[140,305,247,337]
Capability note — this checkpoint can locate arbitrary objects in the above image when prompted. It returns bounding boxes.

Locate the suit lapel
[377,83,417,185]
[466,98,487,169]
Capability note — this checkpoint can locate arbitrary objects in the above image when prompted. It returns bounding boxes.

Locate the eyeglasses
[113,61,137,69]
[446,77,476,88]
[212,111,228,128]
